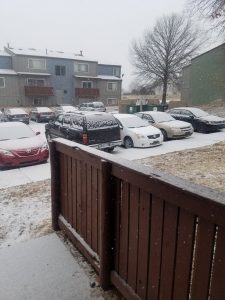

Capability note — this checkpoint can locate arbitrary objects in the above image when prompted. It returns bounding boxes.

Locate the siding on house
[181,43,225,105]
[0,47,122,107]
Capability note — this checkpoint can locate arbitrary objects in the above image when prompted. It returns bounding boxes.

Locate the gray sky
[0,0,187,90]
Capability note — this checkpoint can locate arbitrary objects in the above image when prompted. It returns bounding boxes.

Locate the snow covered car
[45,111,122,152]
[79,101,106,112]
[29,107,55,122]
[3,108,30,124]
[54,105,78,115]
[113,113,163,148]
[0,122,49,168]
[135,111,193,141]
[167,107,225,133]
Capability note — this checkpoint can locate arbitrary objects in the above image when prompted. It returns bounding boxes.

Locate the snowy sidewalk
[0,233,106,300]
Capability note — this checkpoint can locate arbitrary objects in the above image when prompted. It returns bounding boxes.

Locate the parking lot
[0,120,225,188]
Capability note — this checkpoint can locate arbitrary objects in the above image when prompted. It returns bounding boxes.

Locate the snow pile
[0,179,52,249]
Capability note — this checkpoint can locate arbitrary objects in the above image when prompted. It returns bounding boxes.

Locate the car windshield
[151,112,175,123]
[0,124,35,141]
[93,102,104,108]
[118,116,149,128]
[188,108,209,118]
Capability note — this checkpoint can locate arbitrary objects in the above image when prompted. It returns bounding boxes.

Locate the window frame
[82,81,93,89]
[113,67,120,77]
[107,82,117,91]
[0,77,5,88]
[55,65,66,76]
[27,78,45,86]
[28,58,46,70]
[74,62,89,73]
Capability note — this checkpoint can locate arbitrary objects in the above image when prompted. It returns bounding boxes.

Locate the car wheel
[197,124,208,133]
[124,137,134,149]
[46,132,52,143]
[107,147,114,153]
[160,129,168,141]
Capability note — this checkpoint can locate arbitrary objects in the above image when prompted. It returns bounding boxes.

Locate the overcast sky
[1,0,188,90]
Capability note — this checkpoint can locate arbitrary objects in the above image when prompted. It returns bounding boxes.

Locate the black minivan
[45,111,122,152]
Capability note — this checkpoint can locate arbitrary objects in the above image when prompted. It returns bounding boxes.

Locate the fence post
[49,141,61,231]
[99,159,113,290]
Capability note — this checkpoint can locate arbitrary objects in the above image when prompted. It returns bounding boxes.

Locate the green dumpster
[126,105,140,114]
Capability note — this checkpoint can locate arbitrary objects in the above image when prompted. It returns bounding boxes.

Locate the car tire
[124,137,134,149]
[107,147,114,153]
[160,129,168,141]
[197,124,208,133]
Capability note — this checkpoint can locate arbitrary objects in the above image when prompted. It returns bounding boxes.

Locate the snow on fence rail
[50,138,225,300]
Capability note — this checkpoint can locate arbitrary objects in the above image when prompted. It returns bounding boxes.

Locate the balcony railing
[24,86,54,97]
[75,88,99,98]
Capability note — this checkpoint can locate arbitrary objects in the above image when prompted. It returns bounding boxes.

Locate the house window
[75,63,89,73]
[107,82,117,91]
[0,77,5,88]
[27,78,45,86]
[113,67,120,77]
[107,98,118,105]
[55,65,66,76]
[28,58,46,70]
[33,98,42,106]
[82,81,93,88]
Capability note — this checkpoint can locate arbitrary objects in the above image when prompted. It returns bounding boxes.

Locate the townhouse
[0,47,122,107]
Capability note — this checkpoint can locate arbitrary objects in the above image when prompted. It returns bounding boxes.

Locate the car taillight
[82,133,88,144]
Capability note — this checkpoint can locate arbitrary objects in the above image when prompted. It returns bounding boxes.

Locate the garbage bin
[147,104,168,112]
[126,105,140,114]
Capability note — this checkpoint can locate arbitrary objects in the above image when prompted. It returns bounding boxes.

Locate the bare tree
[188,0,225,33]
[130,14,203,104]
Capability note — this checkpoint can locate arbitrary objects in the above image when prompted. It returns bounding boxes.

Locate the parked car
[3,108,30,124]
[30,107,55,123]
[135,111,193,141]
[113,113,163,148]
[54,105,78,114]
[45,111,122,152]
[79,102,106,112]
[167,107,225,133]
[0,122,49,169]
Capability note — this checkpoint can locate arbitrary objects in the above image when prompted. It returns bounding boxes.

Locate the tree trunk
[162,79,168,105]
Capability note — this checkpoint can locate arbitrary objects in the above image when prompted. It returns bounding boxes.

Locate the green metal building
[181,43,225,105]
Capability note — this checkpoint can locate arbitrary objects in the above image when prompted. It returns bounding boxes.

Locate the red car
[0,122,49,169]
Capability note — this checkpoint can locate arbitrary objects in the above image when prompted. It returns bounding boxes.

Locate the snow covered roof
[98,75,122,81]
[74,75,122,81]
[5,47,97,62]
[17,72,51,76]
[0,51,11,57]
[0,69,17,75]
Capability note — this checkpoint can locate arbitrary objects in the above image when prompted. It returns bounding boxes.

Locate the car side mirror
[119,125,123,129]
[36,131,41,135]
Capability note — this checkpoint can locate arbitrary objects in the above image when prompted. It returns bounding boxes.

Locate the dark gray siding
[0,75,20,106]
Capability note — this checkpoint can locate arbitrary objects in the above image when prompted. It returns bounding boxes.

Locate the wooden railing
[24,86,54,96]
[50,138,225,299]
[75,88,99,98]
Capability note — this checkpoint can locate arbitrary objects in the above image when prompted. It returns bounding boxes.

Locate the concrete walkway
[0,233,106,300]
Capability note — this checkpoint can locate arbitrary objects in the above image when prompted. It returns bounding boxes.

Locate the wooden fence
[50,138,225,300]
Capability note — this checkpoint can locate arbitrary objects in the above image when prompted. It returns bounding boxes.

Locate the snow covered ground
[0,121,224,188]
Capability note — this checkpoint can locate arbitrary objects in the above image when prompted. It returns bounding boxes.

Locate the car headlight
[171,127,181,134]
[0,148,15,157]
[40,142,49,151]
[135,133,145,139]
